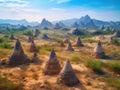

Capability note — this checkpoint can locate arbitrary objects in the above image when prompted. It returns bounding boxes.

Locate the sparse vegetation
[86,59,104,74]
[70,54,80,63]
[0,76,21,90]
[106,77,120,89]
[105,62,120,74]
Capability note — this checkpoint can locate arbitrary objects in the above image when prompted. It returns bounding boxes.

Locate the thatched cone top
[43,49,61,75]
[31,53,41,63]
[76,37,84,47]
[66,42,74,51]
[29,39,38,52]
[13,39,24,55]
[28,36,33,42]
[63,38,70,43]
[93,41,105,58]
[57,59,80,86]
[60,41,65,47]
[9,34,15,40]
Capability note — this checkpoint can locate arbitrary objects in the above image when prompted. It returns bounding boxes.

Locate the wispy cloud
[0,0,28,8]
[49,0,71,4]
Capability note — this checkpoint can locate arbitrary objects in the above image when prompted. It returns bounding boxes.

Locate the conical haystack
[9,34,15,40]
[57,59,80,86]
[28,36,33,42]
[29,39,39,52]
[75,37,84,47]
[9,39,30,66]
[31,53,41,63]
[63,38,70,43]
[42,34,49,40]
[60,41,65,47]
[66,42,74,51]
[93,41,105,59]
[34,29,40,37]
[43,49,61,75]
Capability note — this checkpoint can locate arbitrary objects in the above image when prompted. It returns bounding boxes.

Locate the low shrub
[106,77,120,89]
[86,59,104,74]
[105,62,120,74]
[0,76,21,90]
[0,42,12,49]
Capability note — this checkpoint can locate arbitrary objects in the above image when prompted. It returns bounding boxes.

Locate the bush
[84,39,97,43]
[0,76,21,90]
[86,59,104,74]
[112,38,119,45]
[105,62,120,74]
[22,30,33,36]
[70,54,80,63]
[0,42,12,49]
[106,77,120,89]
[0,37,5,43]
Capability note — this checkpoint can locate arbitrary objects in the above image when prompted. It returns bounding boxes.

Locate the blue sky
[0,0,120,22]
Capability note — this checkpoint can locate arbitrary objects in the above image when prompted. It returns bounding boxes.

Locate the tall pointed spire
[42,34,49,40]
[93,41,105,59]
[9,34,15,40]
[29,39,38,52]
[75,36,84,47]
[66,42,74,51]
[63,38,70,43]
[60,41,65,47]
[43,49,61,75]
[31,53,41,63]
[57,59,80,86]
[9,39,30,66]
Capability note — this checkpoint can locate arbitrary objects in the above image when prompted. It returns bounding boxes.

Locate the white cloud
[49,0,71,4]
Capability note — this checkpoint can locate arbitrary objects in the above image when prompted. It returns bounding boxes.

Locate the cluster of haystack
[60,36,84,51]
[43,49,80,86]
[61,37,106,59]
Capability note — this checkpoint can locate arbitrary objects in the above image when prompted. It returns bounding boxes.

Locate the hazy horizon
[0,0,120,22]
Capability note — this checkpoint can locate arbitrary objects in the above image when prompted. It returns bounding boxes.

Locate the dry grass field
[0,30,120,90]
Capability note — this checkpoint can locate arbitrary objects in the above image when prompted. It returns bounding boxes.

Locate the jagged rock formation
[66,42,74,51]
[54,22,65,29]
[63,38,70,43]
[31,53,41,63]
[43,49,61,75]
[93,41,105,59]
[29,39,39,52]
[73,15,97,29]
[42,34,49,40]
[40,18,53,27]
[9,34,15,40]
[8,39,30,66]
[57,59,80,86]
[75,37,84,47]
[60,41,65,47]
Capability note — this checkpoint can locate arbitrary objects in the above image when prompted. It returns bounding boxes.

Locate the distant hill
[0,15,120,29]
[40,18,53,27]
[0,19,39,26]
